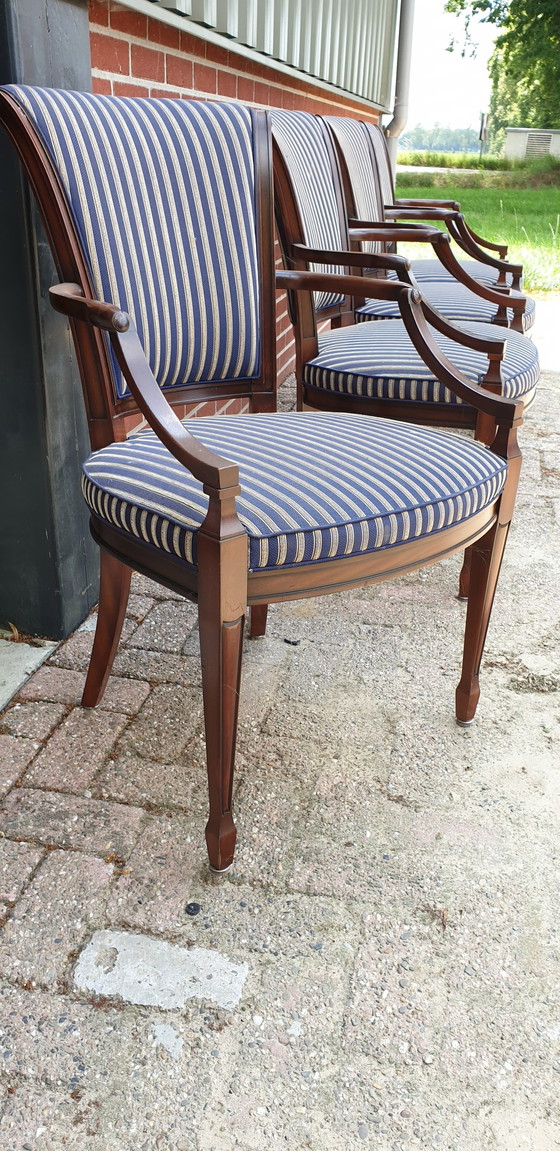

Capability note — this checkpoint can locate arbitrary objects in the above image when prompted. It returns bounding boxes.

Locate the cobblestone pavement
[0,312,558,1149]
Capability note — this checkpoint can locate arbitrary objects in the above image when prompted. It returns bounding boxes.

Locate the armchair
[0,85,524,870]
[322,116,534,333]
[271,108,539,439]
[353,119,523,291]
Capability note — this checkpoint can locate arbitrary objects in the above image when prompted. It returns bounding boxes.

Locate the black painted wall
[0,0,99,638]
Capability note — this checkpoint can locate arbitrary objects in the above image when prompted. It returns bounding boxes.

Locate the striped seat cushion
[6,86,261,398]
[303,319,539,406]
[357,281,536,332]
[395,259,518,289]
[82,412,507,572]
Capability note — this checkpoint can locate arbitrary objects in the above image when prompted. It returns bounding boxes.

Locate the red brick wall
[88,0,382,410]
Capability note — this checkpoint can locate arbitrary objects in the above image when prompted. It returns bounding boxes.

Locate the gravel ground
[0,302,558,1150]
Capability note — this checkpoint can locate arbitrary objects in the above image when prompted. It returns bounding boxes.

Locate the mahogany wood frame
[321,119,528,332]
[357,122,523,291]
[272,119,510,439]
[0,88,523,871]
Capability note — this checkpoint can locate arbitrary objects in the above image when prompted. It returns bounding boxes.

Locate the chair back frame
[0,89,278,452]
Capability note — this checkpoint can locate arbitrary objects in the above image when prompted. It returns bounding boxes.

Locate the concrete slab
[0,636,57,712]
[73,929,249,1011]
[0,305,557,1148]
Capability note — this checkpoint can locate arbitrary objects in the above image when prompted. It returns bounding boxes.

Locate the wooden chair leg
[458,547,472,600]
[197,520,247,872]
[199,607,245,872]
[81,549,132,708]
[459,411,498,601]
[249,604,268,638]
[455,520,510,726]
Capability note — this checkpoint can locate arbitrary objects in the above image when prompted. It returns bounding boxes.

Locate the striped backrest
[364,123,395,208]
[270,109,347,312]
[325,116,383,256]
[4,86,261,399]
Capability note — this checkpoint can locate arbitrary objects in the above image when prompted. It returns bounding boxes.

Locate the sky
[407,0,497,130]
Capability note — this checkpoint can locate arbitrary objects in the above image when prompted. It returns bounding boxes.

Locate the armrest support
[349,220,445,243]
[347,228,526,318]
[49,283,239,490]
[385,205,457,222]
[394,197,461,211]
[277,272,519,426]
[291,242,413,279]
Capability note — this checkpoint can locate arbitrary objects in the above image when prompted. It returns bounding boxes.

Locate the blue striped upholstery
[357,283,536,332]
[390,258,516,289]
[325,116,383,259]
[304,320,539,406]
[271,109,347,311]
[329,119,517,291]
[272,108,533,333]
[82,412,506,571]
[365,124,394,209]
[6,86,261,399]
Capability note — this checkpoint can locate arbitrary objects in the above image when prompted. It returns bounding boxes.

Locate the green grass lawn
[393,183,560,293]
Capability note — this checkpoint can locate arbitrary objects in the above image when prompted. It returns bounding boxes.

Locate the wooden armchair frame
[272,117,513,439]
[320,118,528,333]
[361,121,522,289]
[0,86,523,872]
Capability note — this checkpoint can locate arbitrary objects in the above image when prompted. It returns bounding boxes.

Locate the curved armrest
[291,242,413,279]
[394,197,461,211]
[277,272,519,426]
[349,220,444,243]
[277,269,411,300]
[392,197,508,254]
[390,202,513,271]
[420,299,507,360]
[348,228,525,317]
[385,205,457,222]
[416,235,526,314]
[49,283,239,490]
[400,291,522,431]
[447,216,522,283]
[465,223,508,259]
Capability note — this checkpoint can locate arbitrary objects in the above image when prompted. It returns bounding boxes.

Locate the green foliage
[396,153,560,186]
[444,1,560,145]
[397,150,513,169]
[393,180,560,291]
[399,124,480,152]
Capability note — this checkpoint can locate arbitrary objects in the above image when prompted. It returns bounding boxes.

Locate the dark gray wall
[0,0,99,639]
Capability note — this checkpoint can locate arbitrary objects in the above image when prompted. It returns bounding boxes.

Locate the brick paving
[0,340,558,1147]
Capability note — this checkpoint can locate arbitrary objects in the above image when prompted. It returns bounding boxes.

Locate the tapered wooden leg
[457,547,472,601]
[81,550,132,708]
[197,504,247,873]
[249,604,268,638]
[459,410,498,600]
[455,520,510,725]
[199,607,245,872]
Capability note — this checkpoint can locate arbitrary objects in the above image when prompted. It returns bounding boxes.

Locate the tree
[400,124,480,152]
[445,1,560,146]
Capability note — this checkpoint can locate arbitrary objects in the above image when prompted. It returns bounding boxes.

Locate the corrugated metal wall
[152,0,399,108]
